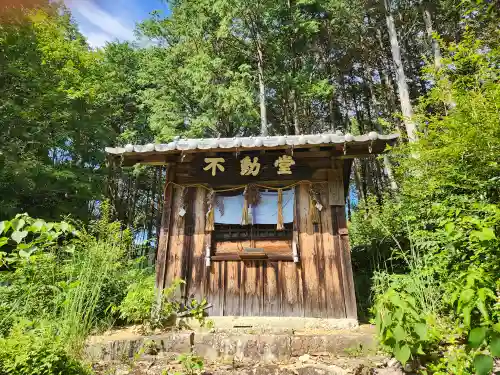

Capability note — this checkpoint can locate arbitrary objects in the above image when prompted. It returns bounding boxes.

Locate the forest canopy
[0,0,497,221]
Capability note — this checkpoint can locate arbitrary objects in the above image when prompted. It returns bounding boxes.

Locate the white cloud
[66,0,136,47]
[85,31,114,48]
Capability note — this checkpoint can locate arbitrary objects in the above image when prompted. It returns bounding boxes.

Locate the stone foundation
[87,324,409,375]
[86,325,375,363]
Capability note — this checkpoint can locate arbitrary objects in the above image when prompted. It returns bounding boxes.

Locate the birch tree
[382,0,417,142]
[422,1,442,70]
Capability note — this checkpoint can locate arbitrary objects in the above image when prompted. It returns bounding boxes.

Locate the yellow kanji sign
[274,155,295,175]
[203,157,225,176]
[240,156,261,176]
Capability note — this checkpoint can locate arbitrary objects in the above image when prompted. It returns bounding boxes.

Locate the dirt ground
[91,351,406,375]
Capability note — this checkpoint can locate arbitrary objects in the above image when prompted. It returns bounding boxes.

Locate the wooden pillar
[329,159,357,320]
[154,164,176,315]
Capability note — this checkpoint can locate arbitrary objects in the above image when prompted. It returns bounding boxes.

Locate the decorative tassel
[205,207,214,232]
[241,186,250,225]
[309,189,320,224]
[277,188,284,230]
[205,190,215,231]
[205,190,215,232]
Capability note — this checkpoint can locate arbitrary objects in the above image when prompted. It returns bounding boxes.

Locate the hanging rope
[164,179,327,193]
[163,181,328,230]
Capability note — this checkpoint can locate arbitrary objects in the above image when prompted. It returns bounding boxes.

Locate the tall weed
[59,217,132,352]
[371,223,442,365]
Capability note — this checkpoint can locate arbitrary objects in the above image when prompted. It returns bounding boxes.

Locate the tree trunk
[291,89,300,134]
[351,86,365,134]
[283,95,291,135]
[353,159,367,206]
[383,0,417,142]
[422,4,442,70]
[376,28,398,119]
[363,68,399,192]
[257,42,268,136]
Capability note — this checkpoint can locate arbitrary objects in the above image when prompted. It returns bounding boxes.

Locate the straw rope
[163,181,328,229]
[276,188,284,230]
[164,180,327,193]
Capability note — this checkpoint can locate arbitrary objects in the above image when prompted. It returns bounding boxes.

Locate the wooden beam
[211,254,294,261]
[292,186,300,263]
[332,206,357,320]
[328,158,344,205]
[153,164,176,318]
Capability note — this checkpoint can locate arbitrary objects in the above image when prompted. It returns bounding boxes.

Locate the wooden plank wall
[157,170,357,319]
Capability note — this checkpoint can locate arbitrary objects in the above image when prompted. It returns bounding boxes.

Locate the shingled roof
[105,131,399,160]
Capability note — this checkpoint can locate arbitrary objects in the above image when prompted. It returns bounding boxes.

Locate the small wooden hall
[106,131,398,321]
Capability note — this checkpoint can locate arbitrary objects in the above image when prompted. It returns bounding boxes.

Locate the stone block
[85,331,194,361]
[148,331,194,354]
[291,333,376,356]
[193,332,292,362]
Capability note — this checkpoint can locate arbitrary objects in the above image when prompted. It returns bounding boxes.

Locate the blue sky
[65,0,169,47]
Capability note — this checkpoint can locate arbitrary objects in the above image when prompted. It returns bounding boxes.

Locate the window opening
[212,188,295,243]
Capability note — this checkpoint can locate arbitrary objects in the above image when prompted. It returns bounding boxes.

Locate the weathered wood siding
[156,170,356,319]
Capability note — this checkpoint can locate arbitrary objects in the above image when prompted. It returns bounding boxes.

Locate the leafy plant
[374,286,439,365]
[351,21,500,373]
[188,298,209,327]
[176,353,204,375]
[466,325,500,375]
[119,276,187,327]
[449,267,498,328]
[0,320,89,375]
[117,273,159,324]
[0,213,76,267]
[425,344,474,375]
[118,274,210,329]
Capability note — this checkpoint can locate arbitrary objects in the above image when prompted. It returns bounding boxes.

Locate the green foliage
[449,267,498,328]
[372,255,442,366]
[188,298,209,326]
[0,320,89,375]
[118,275,184,326]
[0,210,157,374]
[59,217,133,352]
[176,353,204,375]
[0,5,149,222]
[0,213,76,266]
[351,22,500,373]
[118,275,210,329]
[374,288,438,365]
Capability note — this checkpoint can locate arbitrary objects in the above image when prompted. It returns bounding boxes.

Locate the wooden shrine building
[106,131,398,320]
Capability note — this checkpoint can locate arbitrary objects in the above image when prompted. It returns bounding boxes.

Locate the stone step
[86,326,377,363]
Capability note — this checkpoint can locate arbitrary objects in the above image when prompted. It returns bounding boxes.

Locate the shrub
[118,273,157,324]
[176,353,204,375]
[0,320,89,375]
[118,276,185,326]
[0,207,144,353]
[118,275,210,328]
